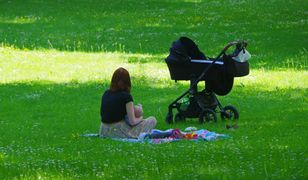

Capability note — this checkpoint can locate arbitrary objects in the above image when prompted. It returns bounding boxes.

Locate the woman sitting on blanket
[99,67,157,138]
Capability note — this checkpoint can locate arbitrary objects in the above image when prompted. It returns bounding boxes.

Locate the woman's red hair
[110,67,131,93]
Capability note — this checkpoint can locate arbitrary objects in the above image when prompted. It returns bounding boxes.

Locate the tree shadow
[0,80,307,178]
[0,0,307,69]
[0,80,307,141]
[0,1,201,53]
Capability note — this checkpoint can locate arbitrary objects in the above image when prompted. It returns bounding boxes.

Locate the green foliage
[0,0,307,179]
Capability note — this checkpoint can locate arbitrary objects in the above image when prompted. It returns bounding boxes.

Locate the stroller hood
[166,37,206,64]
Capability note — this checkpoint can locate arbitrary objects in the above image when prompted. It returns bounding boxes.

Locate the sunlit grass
[0,47,168,84]
[1,47,307,90]
[0,16,39,24]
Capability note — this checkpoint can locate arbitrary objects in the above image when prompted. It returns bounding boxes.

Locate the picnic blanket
[81,127,230,144]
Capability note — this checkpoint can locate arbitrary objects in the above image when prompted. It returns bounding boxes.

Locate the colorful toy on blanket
[184,126,198,139]
[139,127,229,143]
[184,132,198,139]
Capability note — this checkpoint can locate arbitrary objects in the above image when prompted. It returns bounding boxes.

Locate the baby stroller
[165,37,251,124]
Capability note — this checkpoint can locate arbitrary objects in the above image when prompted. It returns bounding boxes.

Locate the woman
[99,67,157,138]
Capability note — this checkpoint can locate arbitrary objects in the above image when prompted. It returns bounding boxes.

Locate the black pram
[165,37,250,123]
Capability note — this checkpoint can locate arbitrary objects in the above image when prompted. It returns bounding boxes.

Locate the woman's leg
[99,121,132,138]
[99,117,157,139]
[142,116,157,131]
[128,116,157,137]
[99,123,104,136]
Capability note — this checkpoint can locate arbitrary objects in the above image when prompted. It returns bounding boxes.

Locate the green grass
[0,0,307,179]
[1,0,307,69]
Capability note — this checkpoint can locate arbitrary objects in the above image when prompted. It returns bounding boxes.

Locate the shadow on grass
[0,80,307,179]
[0,80,307,140]
[0,0,307,69]
[0,0,203,53]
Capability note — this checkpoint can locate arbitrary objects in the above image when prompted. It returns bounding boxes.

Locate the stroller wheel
[175,113,185,122]
[221,105,239,120]
[199,109,217,123]
[166,112,173,124]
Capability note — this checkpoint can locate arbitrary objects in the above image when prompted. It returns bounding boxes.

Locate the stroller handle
[222,40,248,53]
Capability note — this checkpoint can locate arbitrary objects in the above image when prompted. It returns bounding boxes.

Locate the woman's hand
[134,104,143,118]
[126,102,143,126]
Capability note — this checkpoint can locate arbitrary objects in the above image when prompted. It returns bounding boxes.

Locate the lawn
[0,0,307,179]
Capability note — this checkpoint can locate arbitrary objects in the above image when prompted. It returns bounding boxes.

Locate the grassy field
[0,0,307,179]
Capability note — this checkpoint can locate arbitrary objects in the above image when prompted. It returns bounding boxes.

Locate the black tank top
[100,90,133,123]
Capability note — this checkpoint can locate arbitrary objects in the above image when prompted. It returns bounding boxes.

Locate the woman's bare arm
[126,102,143,126]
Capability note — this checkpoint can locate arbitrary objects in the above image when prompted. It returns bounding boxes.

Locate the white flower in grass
[25,93,41,100]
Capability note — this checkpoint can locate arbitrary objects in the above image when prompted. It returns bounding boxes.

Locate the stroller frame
[166,41,247,124]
